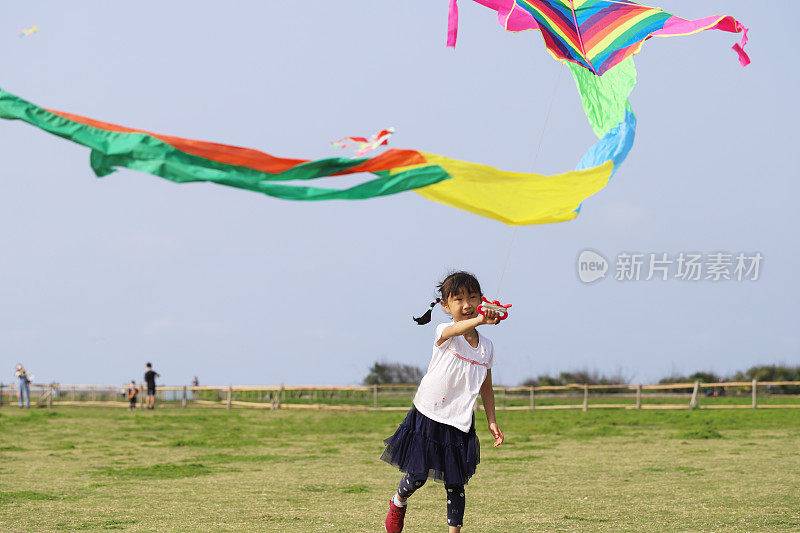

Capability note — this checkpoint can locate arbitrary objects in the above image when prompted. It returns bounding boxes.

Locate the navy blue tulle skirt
[380,406,480,485]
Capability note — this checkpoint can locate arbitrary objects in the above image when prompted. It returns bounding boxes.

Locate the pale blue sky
[1,1,796,386]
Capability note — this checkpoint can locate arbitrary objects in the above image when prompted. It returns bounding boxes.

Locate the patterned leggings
[397,473,465,528]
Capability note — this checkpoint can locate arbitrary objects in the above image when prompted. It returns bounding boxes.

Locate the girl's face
[441,288,481,322]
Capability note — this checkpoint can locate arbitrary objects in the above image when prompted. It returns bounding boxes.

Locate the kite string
[494,66,564,299]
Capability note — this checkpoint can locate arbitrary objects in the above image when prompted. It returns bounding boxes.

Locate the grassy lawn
[1,406,798,531]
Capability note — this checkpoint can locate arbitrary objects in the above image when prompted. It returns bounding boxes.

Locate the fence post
[181,385,187,409]
[47,385,52,409]
[689,381,700,409]
[582,384,589,412]
[91,386,96,403]
[0,382,3,407]
[529,386,535,410]
[226,385,232,410]
[751,379,757,408]
[636,384,642,409]
[373,384,378,408]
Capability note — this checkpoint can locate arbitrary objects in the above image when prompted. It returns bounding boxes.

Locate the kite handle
[478,296,512,321]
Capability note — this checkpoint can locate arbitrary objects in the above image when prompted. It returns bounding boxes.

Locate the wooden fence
[1,380,799,411]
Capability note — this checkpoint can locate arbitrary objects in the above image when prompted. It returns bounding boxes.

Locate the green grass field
[1,406,798,531]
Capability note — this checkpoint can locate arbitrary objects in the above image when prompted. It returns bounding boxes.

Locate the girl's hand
[478,309,501,325]
[489,422,504,447]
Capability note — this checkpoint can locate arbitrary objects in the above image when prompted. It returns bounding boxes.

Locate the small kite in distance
[332,127,395,158]
[19,25,39,37]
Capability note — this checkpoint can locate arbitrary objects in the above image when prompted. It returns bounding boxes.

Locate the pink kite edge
[447,0,540,48]
[653,15,750,67]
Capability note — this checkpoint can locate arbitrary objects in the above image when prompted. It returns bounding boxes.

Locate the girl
[381,271,504,532]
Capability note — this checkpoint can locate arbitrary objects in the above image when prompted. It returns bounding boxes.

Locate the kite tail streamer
[568,56,638,176]
[566,56,638,214]
[447,0,459,47]
[0,87,613,226]
[732,27,750,67]
[577,108,636,175]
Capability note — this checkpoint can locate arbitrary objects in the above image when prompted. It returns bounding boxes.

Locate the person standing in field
[381,271,505,533]
[127,381,139,410]
[14,364,31,408]
[144,363,160,410]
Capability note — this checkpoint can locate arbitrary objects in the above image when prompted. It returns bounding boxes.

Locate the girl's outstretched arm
[480,369,504,447]
[437,311,500,346]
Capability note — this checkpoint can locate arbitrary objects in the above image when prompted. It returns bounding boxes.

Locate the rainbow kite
[19,25,39,38]
[446,0,748,206]
[447,1,749,73]
[0,1,748,225]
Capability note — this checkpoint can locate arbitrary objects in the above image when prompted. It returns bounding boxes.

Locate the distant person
[191,376,199,387]
[706,378,727,398]
[14,364,31,408]
[127,381,139,410]
[144,363,160,410]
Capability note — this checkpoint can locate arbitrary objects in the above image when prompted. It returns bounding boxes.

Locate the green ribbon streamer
[0,88,450,201]
[568,56,638,139]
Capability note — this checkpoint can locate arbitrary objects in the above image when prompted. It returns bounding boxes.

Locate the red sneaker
[385,499,407,532]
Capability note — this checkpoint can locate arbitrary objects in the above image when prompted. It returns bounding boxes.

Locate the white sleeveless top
[413,322,495,432]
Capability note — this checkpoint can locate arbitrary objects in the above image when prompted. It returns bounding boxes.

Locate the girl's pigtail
[413,298,441,325]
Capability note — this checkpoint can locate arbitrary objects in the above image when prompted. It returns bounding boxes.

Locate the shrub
[363,362,423,385]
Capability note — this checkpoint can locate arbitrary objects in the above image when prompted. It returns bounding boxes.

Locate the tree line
[364,362,800,393]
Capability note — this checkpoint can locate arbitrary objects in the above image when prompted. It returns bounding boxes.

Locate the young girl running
[381,271,504,532]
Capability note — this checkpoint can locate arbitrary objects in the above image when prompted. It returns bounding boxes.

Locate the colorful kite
[19,25,39,38]
[446,0,748,196]
[333,128,395,158]
[447,1,749,73]
[0,2,749,226]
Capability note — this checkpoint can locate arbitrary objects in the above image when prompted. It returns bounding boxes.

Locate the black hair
[146,363,152,368]
[413,271,483,325]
